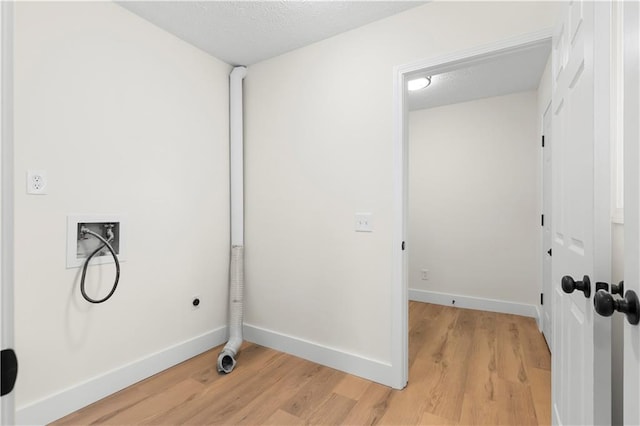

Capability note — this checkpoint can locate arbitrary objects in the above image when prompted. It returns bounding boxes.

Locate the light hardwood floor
[53,302,551,425]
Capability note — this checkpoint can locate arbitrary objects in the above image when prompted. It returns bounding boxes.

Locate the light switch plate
[355,213,373,232]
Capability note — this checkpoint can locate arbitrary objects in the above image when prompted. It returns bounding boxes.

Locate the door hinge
[541,214,544,227]
[542,135,545,147]
[541,293,544,305]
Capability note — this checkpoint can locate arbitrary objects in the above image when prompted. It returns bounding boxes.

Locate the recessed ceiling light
[407,76,431,91]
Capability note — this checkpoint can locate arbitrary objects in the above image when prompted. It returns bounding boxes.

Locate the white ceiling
[117,1,549,110]
[407,41,551,111]
[117,1,425,66]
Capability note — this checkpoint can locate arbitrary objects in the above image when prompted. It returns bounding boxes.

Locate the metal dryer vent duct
[217,66,247,374]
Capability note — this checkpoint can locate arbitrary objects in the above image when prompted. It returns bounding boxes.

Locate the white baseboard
[243,323,395,388]
[534,306,543,331]
[16,327,228,426]
[409,288,539,320]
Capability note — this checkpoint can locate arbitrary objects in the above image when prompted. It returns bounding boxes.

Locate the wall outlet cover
[27,170,47,194]
[355,213,373,232]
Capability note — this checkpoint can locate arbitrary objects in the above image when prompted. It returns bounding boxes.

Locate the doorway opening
[391,28,553,387]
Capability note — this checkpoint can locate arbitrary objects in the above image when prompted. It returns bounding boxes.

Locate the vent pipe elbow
[216,349,237,374]
[230,65,247,80]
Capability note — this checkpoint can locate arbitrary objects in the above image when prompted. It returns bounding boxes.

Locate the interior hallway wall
[408,91,539,306]
[14,2,231,420]
[244,1,558,369]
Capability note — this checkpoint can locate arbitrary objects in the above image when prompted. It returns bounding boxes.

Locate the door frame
[391,27,554,388]
[1,1,15,424]
[541,101,553,350]
[623,1,640,423]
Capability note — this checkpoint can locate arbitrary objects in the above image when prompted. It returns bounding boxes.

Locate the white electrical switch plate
[355,213,373,232]
[27,170,47,194]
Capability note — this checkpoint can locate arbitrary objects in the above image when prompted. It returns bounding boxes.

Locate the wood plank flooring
[52,302,551,425]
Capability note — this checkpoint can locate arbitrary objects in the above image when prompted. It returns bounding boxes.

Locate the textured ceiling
[408,41,551,111]
[117,1,425,66]
[117,2,549,109]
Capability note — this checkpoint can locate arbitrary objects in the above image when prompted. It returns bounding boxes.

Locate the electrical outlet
[27,170,47,194]
[355,213,373,232]
[421,269,429,280]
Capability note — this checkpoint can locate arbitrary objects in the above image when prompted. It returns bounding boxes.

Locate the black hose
[80,228,120,304]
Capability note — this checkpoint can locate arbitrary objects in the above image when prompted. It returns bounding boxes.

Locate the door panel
[551,1,610,425]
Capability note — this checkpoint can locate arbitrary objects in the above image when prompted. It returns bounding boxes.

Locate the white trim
[391,52,408,390]
[623,2,640,424]
[409,288,540,321]
[243,323,394,387]
[1,2,15,425]
[611,0,625,222]
[395,27,554,79]
[612,210,624,224]
[392,27,554,390]
[15,327,227,426]
[535,306,543,332]
[541,102,553,343]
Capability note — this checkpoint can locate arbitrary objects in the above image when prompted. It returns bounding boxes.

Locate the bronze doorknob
[561,275,591,298]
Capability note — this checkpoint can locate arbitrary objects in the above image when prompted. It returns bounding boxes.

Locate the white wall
[244,1,557,374]
[408,92,539,306]
[14,2,230,422]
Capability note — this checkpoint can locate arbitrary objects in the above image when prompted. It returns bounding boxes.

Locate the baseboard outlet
[243,323,395,388]
[16,327,228,426]
[409,288,539,320]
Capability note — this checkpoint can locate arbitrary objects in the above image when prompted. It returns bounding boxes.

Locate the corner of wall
[243,324,397,389]
[16,328,227,425]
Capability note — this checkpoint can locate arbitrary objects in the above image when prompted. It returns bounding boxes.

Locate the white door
[623,1,640,424]
[542,105,553,351]
[551,1,611,425]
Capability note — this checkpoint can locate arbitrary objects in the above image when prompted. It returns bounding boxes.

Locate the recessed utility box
[66,214,126,268]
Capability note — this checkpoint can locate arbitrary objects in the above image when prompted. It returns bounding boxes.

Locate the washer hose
[80,227,120,304]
